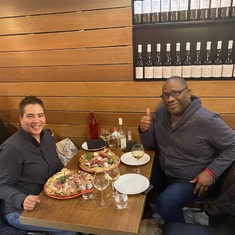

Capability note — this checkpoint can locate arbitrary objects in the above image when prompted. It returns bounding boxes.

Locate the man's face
[20,104,46,138]
[161,79,191,115]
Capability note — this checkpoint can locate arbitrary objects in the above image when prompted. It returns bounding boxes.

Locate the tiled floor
[138,218,162,235]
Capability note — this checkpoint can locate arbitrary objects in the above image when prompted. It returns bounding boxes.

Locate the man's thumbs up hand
[140,108,151,132]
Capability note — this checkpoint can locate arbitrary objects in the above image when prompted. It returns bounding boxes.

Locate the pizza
[44,168,93,197]
[79,148,120,173]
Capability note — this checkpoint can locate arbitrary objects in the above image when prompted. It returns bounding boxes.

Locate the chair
[192,160,235,211]
[0,119,10,145]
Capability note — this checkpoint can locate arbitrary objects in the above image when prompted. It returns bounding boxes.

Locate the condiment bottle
[89,112,98,140]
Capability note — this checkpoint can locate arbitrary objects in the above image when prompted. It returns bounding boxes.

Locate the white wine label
[191,0,200,9]
[200,0,210,9]
[162,66,172,79]
[161,0,171,12]
[222,64,233,77]
[191,65,202,78]
[136,67,144,79]
[212,65,222,77]
[202,65,212,77]
[171,0,180,11]
[144,66,154,79]
[180,0,189,10]
[182,65,192,78]
[172,66,182,76]
[221,0,232,7]
[210,0,221,8]
[134,1,143,14]
[152,0,161,13]
[154,66,163,78]
[143,0,152,13]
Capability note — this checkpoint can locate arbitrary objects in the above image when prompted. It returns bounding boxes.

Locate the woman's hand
[23,195,40,211]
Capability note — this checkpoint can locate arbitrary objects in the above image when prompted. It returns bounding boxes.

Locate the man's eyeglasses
[160,87,188,100]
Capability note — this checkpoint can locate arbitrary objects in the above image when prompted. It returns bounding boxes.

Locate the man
[139,76,235,223]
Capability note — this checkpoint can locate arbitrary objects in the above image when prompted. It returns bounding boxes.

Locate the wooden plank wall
[0,0,235,184]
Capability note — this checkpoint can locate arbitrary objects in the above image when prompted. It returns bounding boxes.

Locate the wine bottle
[134,0,143,24]
[200,0,210,20]
[220,0,232,18]
[182,42,192,79]
[222,40,233,78]
[171,0,180,21]
[151,0,161,22]
[135,44,144,80]
[142,0,152,23]
[212,41,223,78]
[154,43,163,79]
[161,0,170,22]
[117,118,127,150]
[163,43,172,79]
[210,0,221,19]
[192,42,202,78]
[179,0,189,21]
[190,0,200,20]
[202,41,212,78]
[89,112,98,140]
[144,44,154,79]
[172,43,182,76]
[232,0,235,17]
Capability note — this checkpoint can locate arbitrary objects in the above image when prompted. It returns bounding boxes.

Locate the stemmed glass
[105,166,121,196]
[132,144,144,174]
[100,128,111,147]
[93,172,109,208]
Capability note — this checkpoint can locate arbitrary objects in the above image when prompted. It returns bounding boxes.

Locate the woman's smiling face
[20,103,46,138]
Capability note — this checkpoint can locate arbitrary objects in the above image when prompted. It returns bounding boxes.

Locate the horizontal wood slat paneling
[0,28,132,52]
[0,0,131,17]
[0,8,131,35]
[0,65,133,82]
[1,81,235,97]
[1,96,235,113]
[0,46,132,67]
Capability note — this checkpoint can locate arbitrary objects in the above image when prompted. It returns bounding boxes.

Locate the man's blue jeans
[5,211,77,235]
[155,179,199,223]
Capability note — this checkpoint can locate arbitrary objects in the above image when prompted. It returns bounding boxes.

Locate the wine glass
[132,144,144,174]
[93,172,109,208]
[105,166,121,196]
[100,127,111,147]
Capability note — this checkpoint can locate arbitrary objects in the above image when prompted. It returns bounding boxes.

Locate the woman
[0,96,77,235]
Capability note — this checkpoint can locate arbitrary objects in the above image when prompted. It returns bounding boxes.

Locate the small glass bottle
[200,0,210,20]
[202,41,212,78]
[210,0,221,19]
[144,44,154,79]
[142,0,152,23]
[153,43,163,79]
[190,0,200,20]
[134,0,143,24]
[191,42,202,78]
[89,112,98,140]
[151,0,161,22]
[212,41,223,78]
[222,40,234,78]
[135,44,144,80]
[220,0,232,18]
[163,43,172,79]
[117,118,127,150]
[172,42,182,77]
[182,42,192,79]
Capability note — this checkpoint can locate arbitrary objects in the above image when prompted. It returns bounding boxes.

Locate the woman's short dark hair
[19,96,45,117]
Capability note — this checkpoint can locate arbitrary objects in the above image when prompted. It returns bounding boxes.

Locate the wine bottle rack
[133,2,235,81]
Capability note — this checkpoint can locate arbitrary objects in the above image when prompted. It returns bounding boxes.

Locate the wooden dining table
[20,147,155,235]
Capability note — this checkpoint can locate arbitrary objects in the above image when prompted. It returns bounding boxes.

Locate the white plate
[120,152,150,166]
[114,174,150,195]
[81,142,105,151]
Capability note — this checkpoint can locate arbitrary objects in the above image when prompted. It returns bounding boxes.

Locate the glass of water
[114,190,128,209]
